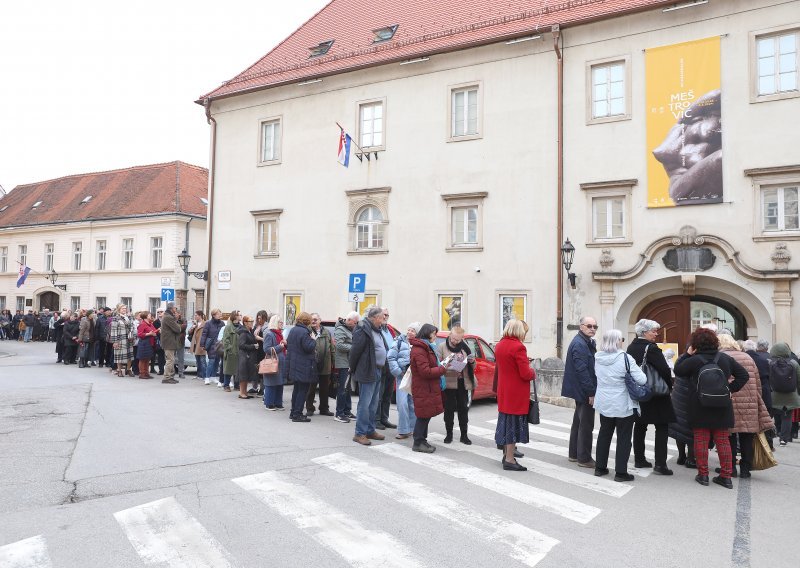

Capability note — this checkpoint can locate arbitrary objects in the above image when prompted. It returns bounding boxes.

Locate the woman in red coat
[494,320,535,471]
[409,323,448,454]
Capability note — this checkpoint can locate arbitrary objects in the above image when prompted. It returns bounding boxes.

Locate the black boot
[444,431,453,444]
[460,432,472,445]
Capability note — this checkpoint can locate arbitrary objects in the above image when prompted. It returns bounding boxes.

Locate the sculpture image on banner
[500,295,526,336]
[646,36,722,207]
[283,294,301,326]
[439,295,462,331]
[358,294,379,317]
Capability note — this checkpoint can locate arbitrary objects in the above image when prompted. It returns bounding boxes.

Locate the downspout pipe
[203,99,217,317]
[552,25,565,359]
[183,218,191,291]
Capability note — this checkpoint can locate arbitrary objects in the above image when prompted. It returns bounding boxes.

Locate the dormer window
[308,40,334,58]
[32,201,42,208]
[81,195,93,204]
[373,25,398,43]
[0,205,8,212]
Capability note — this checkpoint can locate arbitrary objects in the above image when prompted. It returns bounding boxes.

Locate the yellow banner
[646,37,722,208]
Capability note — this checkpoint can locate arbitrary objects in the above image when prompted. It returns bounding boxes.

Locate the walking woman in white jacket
[593,329,647,482]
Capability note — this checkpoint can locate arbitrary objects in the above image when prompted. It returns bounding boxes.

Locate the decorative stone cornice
[593,225,800,282]
[580,179,638,191]
[743,164,800,177]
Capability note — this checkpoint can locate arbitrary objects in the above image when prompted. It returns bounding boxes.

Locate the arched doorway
[638,294,748,350]
[38,291,60,312]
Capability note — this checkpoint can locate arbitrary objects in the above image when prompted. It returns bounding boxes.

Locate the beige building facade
[201,0,799,356]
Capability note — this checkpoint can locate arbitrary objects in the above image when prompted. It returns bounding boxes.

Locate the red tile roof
[0,162,208,229]
[200,0,674,101]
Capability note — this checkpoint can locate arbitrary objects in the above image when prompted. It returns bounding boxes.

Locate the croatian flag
[16,264,30,288]
[337,128,352,168]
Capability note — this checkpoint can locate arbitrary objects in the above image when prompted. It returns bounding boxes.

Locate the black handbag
[527,380,540,425]
[642,344,669,398]
[624,353,651,402]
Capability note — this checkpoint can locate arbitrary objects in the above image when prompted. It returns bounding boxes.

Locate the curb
[540,395,576,409]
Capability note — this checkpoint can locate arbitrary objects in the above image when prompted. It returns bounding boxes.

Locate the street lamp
[560,238,577,288]
[177,249,208,281]
[45,270,59,286]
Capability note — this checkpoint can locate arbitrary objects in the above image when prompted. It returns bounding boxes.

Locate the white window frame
[120,296,133,312]
[355,206,385,251]
[356,98,386,151]
[148,297,160,316]
[750,25,800,104]
[746,165,800,240]
[18,245,27,267]
[96,296,107,310]
[586,55,631,124]
[346,188,390,255]
[447,81,482,142]
[150,236,163,269]
[16,296,25,312]
[761,186,799,233]
[592,196,626,240]
[0,247,6,272]
[70,296,81,312]
[581,180,635,247]
[251,208,282,258]
[96,240,107,271]
[442,192,487,252]
[122,238,134,269]
[257,116,283,166]
[72,242,82,271]
[44,243,54,272]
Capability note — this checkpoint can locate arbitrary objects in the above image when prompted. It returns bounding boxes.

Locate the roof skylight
[373,25,398,43]
[81,195,93,204]
[200,197,209,205]
[0,205,8,212]
[32,201,42,208]
[308,40,334,58]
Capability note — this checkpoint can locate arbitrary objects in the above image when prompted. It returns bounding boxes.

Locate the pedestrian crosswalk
[3,415,668,567]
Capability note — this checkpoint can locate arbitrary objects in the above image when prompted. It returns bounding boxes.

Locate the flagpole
[335,122,370,161]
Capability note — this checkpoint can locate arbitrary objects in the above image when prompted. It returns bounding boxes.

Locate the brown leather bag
[259,348,279,374]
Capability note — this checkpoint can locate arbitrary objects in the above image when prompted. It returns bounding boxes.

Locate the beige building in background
[0,162,209,316]
[199,0,799,357]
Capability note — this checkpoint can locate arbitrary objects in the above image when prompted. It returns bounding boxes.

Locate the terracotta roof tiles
[200,0,675,101]
[0,161,208,229]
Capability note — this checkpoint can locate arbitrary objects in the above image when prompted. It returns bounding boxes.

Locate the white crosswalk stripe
[427,433,632,497]
[313,452,560,568]
[0,535,53,568]
[372,443,601,523]
[538,418,662,449]
[232,470,425,568]
[113,497,234,568]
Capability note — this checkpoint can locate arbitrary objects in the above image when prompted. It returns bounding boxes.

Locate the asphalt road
[0,341,797,568]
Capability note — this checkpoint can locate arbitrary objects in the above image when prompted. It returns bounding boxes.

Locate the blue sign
[160,288,175,302]
[348,273,366,294]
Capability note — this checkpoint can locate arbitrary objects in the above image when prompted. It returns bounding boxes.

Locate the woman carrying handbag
[627,319,675,475]
[493,319,535,471]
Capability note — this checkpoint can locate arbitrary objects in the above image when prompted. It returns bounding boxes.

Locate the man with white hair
[562,315,599,468]
[334,311,360,423]
[349,306,387,445]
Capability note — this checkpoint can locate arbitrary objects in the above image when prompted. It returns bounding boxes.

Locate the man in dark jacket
[159,303,182,384]
[349,306,387,446]
[562,316,598,468]
[746,339,774,448]
[22,310,36,342]
[151,309,166,375]
[96,309,109,367]
[307,313,335,416]
[12,310,23,341]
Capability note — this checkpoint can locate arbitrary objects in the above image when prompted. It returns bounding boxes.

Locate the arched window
[691,308,714,330]
[356,206,384,250]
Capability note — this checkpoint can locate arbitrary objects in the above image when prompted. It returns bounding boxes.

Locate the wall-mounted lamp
[561,238,576,289]
[177,249,208,281]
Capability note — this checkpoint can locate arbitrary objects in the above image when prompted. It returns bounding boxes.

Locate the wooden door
[638,295,690,352]
[38,292,60,312]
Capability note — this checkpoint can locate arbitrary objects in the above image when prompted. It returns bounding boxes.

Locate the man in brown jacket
[159,302,183,384]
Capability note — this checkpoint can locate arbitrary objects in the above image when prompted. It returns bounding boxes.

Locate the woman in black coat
[285,312,318,422]
[62,314,81,365]
[673,328,749,488]
[53,313,66,363]
[627,319,676,475]
[236,316,260,399]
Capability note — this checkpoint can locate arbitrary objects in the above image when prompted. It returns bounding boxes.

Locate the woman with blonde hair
[494,319,535,471]
[262,314,287,410]
[110,303,134,377]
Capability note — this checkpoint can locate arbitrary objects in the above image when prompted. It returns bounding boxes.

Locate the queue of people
[561,315,796,488]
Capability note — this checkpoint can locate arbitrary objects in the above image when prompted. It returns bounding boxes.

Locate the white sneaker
[217,382,223,388]
[204,378,210,385]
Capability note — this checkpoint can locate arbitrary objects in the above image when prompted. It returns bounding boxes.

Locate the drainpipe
[183,218,191,291]
[203,99,217,317]
[552,25,565,359]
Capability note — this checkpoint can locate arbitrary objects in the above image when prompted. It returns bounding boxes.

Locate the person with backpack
[673,328,749,489]
[768,342,800,447]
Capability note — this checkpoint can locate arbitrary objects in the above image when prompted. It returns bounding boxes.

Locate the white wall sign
[218,270,232,282]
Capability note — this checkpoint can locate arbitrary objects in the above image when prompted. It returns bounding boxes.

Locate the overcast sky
[0,0,330,193]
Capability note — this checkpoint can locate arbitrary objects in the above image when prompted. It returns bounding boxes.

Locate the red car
[434,331,497,406]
